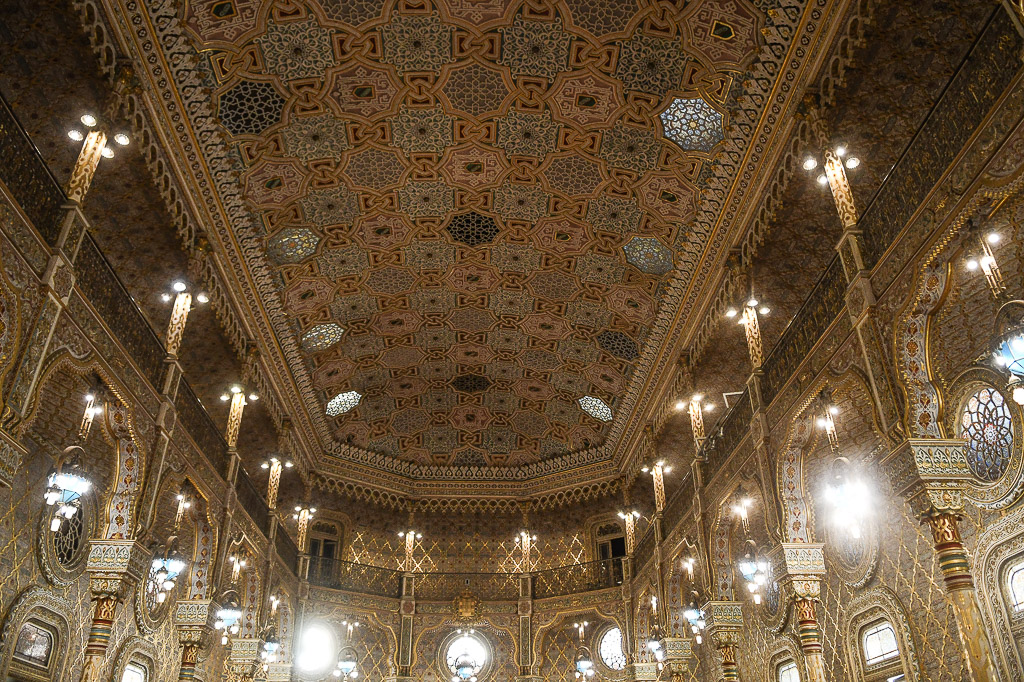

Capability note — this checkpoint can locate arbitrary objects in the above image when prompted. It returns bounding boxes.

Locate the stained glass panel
[959,388,1013,481]
[598,627,626,670]
[578,396,613,422]
[327,391,362,416]
[659,97,724,152]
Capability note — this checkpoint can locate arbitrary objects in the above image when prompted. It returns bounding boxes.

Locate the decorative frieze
[884,439,972,518]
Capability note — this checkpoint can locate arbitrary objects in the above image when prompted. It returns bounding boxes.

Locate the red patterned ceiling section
[177,0,763,467]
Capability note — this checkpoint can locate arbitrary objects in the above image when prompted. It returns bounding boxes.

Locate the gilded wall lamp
[261,455,293,510]
[683,590,707,644]
[817,391,872,539]
[63,64,135,203]
[159,279,208,358]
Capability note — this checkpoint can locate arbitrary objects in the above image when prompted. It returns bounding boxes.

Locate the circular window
[52,506,85,568]
[598,627,626,670]
[296,623,337,678]
[445,631,488,682]
[38,494,92,587]
[960,387,1013,481]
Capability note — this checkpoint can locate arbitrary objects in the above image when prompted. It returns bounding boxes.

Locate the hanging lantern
[994,300,1024,404]
[335,646,358,678]
[683,592,706,644]
[573,647,595,678]
[44,445,92,532]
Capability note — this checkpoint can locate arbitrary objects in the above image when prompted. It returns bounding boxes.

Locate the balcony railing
[307,557,403,598]
[415,571,520,602]
[0,96,65,245]
[533,558,623,598]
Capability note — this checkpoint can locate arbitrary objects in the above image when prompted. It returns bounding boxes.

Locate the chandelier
[573,621,595,679]
[149,544,187,604]
[737,540,769,605]
[44,446,92,532]
[817,393,872,539]
[994,299,1024,405]
[333,619,361,679]
[214,592,243,645]
[646,596,665,661]
[683,591,706,644]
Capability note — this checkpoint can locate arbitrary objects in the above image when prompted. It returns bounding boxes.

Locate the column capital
[702,600,743,643]
[174,599,215,644]
[265,662,291,682]
[769,543,825,601]
[660,636,693,662]
[631,662,660,681]
[228,637,261,675]
[86,539,150,599]
[884,438,972,518]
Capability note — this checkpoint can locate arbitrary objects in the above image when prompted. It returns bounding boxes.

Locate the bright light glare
[297,624,336,674]
[100,147,114,159]
[987,232,1000,244]
[802,157,817,170]
[114,133,130,146]
[845,157,860,169]
[446,634,487,677]
[68,129,84,141]
[816,173,828,186]
[80,114,97,127]
[835,145,847,157]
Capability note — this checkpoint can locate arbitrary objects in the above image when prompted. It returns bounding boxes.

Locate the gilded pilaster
[704,601,743,682]
[769,543,827,682]
[80,539,149,682]
[174,599,214,682]
[885,439,999,681]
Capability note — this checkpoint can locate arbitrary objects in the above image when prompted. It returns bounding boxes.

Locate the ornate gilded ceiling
[174,0,765,469]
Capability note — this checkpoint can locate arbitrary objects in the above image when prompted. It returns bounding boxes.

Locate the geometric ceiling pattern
[183,0,761,468]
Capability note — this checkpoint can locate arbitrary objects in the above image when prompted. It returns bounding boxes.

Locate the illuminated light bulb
[704,403,716,412]
[100,147,114,159]
[845,157,860,169]
[1013,386,1024,406]
[816,173,828,185]
[80,114,97,127]
[196,292,210,304]
[173,281,187,292]
[802,157,817,170]
[725,308,737,318]
[220,394,229,401]
[261,462,269,469]
[987,233,1001,244]
[759,306,770,316]
[285,461,294,468]
[68,129,84,141]
[113,133,130,146]
[248,393,259,401]
[835,145,847,157]
[161,293,172,302]
[50,516,62,532]
[747,298,758,307]
[674,400,686,411]
[230,385,242,394]
[966,259,979,271]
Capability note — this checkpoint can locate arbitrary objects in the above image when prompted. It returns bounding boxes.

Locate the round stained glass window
[598,627,626,671]
[960,388,1013,481]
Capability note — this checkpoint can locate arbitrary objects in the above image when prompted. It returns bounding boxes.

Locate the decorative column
[703,601,743,682]
[689,396,706,450]
[213,385,253,587]
[885,439,999,681]
[515,571,540,682]
[263,457,289,510]
[293,504,315,578]
[80,540,149,682]
[770,544,827,682]
[174,600,214,681]
[386,571,416,682]
[739,304,764,370]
